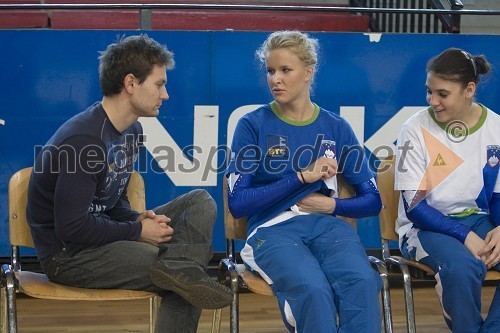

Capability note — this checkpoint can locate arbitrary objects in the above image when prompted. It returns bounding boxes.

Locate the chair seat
[486,270,500,280]
[235,264,274,296]
[392,255,500,280]
[17,271,156,301]
[392,255,435,276]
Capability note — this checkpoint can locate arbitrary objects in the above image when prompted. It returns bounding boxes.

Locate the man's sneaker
[150,259,233,309]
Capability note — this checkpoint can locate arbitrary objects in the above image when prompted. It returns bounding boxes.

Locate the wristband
[299,170,307,184]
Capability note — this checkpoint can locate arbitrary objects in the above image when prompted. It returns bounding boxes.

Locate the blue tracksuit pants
[241,214,382,333]
[401,214,500,333]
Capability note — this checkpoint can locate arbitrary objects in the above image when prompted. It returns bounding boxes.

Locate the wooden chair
[212,175,393,333]
[377,155,500,333]
[1,168,158,333]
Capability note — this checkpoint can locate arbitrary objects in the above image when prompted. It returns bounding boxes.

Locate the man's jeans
[40,189,217,333]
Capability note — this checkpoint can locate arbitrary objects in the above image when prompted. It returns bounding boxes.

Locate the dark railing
[351,0,464,33]
[0,2,499,32]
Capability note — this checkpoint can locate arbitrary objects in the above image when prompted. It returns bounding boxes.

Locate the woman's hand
[298,157,338,184]
[296,192,336,214]
[464,231,489,263]
[479,226,500,269]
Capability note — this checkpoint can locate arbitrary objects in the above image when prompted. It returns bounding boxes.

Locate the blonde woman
[227,31,382,333]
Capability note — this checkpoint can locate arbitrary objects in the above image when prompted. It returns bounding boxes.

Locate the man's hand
[137,210,173,246]
[298,157,338,184]
[479,226,500,269]
[136,210,156,222]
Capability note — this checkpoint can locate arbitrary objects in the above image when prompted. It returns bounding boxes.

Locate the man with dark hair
[27,34,232,332]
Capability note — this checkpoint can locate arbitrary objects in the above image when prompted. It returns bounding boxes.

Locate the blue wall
[1,30,499,256]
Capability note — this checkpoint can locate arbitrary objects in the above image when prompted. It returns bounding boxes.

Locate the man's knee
[190,188,214,201]
[188,189,216,213]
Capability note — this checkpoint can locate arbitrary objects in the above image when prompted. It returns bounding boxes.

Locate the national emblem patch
[487,145,499,168]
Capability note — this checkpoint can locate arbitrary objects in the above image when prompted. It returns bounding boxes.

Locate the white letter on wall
[364,106,423,158]
[139,105,219,186]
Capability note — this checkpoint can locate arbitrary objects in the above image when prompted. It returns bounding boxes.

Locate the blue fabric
[402,190,471,243]
[248,215,382,333]
[477,155,500,212]
[227,103,375,235]
[401,214,500,333]
[481,285,500,333]
[227,172,304,219]
[230,103,381,332]
[333,179,382,218]
[489,192,500,227]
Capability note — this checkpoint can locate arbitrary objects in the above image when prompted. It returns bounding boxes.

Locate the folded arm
[227,172,304,219]
[333,178,382,218]
[401,190,470,243]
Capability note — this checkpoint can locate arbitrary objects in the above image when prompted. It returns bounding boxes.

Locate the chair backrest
[127,170,146,213]
[377,156,400,242]
[9,167,33,247]
[223,174,357,241]
[8,168,146,248]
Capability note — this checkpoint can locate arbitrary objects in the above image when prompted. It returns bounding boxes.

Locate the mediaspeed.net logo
[408,121,466,210]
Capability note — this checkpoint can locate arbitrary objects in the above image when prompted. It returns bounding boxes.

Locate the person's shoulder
[401,107,430,128]
[316,106,352,130]
[48,102,105,144]
[485,106,500,121]
[317,106,341,119]
[61,102,104,130]
[246,104,271,116]
[239,104,273,123]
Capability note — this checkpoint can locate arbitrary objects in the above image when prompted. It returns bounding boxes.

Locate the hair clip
[461,50,477,77]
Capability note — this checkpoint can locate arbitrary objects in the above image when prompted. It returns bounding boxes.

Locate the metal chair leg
[1,276,5,333]
[1,265,17,333]
[386,259,416,333]
[400,264,416,333]
[368,256,393,333]
[229,269,239,333]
